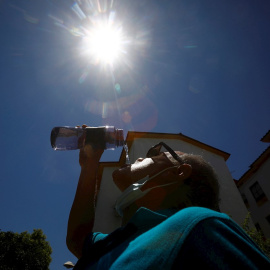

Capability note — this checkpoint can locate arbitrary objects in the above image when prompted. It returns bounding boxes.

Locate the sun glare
[83,22,124,65]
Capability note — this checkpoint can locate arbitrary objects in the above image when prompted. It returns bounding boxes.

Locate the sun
[82,21,125,65]
[91,24,123,63]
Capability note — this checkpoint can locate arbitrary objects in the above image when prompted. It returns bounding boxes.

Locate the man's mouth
[120,164,130,169]
[112,164,130,178]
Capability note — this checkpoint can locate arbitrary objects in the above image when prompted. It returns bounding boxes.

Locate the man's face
[112,151,183,192]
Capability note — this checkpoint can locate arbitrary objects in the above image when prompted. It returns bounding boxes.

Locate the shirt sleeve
[173,217,270,269]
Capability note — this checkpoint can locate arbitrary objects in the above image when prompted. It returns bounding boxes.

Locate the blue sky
[1,0,270,269]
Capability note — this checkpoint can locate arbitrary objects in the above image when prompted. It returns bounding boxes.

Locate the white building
[93,131,249,233]
[236,130,270,238]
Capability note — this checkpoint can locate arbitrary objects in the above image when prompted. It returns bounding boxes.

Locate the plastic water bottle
[50,126,124,150]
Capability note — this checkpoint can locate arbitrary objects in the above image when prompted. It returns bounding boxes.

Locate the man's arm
[66,144,104,258]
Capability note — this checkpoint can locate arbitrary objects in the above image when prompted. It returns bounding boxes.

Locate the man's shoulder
[134,207,231,243]
[155,207,231,237]
[168,206,229,224]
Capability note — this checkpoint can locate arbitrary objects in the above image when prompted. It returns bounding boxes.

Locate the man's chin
[112,164,130,177]
[112,167,132,191]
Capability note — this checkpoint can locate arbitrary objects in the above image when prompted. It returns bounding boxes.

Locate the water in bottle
[50,126,124,150]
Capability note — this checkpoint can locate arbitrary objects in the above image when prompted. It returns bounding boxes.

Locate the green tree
[0,229,52,270]
[242,213,270,258]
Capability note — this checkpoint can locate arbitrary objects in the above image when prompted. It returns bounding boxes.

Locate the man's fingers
[76,124,88,128]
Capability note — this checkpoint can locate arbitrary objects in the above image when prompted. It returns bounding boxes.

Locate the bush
[242,213,270,258]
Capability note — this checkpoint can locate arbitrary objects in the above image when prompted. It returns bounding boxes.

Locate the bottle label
[85,127,106,149]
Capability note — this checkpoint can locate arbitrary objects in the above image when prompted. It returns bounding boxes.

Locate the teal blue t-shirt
[75,207,270,269]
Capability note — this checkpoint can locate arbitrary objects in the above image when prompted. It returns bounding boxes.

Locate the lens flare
[48,1,155,129]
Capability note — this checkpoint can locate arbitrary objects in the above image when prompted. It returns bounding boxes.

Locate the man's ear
[177,164,192,180]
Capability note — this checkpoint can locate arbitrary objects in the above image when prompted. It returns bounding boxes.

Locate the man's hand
[79,144,104,168]
[77,124,104,168]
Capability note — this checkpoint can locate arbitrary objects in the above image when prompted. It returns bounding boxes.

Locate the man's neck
[121,204,139,226]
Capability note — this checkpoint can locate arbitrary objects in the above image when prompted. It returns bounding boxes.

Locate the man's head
[165,151,220,211]
[113,142,220,217]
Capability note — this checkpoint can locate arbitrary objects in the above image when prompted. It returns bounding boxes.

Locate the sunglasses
[146,142,183,164]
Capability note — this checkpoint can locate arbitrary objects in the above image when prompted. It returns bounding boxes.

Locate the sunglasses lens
[146,144,163,158]
[146,142,181,163]
[147,148,159,158]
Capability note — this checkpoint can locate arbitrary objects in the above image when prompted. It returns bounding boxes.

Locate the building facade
[93,131,249,233]
[236,130,270,238]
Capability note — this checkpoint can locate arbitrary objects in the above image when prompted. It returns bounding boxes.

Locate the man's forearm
[66,163,99,258]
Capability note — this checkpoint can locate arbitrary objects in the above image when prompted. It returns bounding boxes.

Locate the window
[241,193,250,208]
[255,223,262,232]
[249,182,268,206]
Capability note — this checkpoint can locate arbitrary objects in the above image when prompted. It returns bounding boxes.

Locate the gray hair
[167,153,220,211]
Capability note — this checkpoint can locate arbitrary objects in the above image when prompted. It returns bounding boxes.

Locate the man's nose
[134,157,144,164]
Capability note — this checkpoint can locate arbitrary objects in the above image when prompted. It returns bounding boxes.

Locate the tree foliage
[242,212,270,258]
[0,229,52,270]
